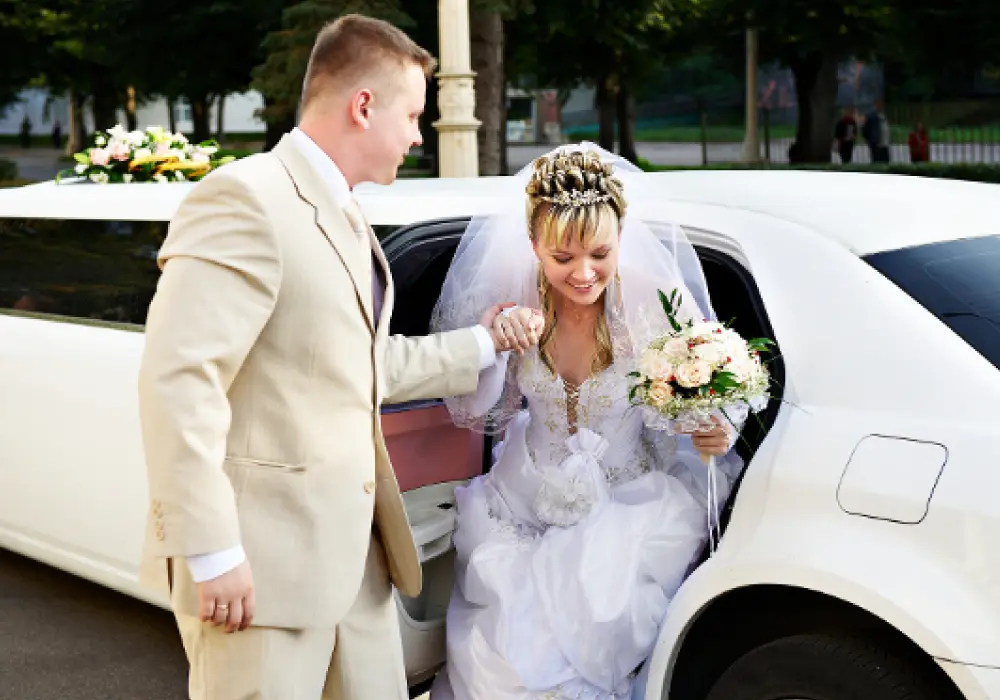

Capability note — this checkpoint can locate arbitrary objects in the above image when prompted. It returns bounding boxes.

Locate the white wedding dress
[430,340,738,700]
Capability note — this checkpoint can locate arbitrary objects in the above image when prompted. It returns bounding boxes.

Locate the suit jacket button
[364,481,376,494]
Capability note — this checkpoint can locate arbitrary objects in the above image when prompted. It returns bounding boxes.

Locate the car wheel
[705,633,947,700]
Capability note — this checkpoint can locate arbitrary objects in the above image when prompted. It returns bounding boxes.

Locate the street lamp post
[434,0,481,177]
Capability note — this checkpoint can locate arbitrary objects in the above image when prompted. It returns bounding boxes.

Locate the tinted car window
[0,217,166,327]
[866,235,1000,368]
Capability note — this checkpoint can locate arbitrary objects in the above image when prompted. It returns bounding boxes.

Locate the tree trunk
[420,80,440,175]
[263,97,296,151]
[167,97,177,135]
[499,22,509,175]
[65,89,87,155]
[788,50,840,163]
[90,72,118,134]
[216,94,226,141]
[616,81,638,164]
[596,76,616,152]
[189,95,212,142]
[471,7,503,176]
[125,85,138,131]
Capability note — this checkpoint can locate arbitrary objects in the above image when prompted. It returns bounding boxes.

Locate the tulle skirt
[430,415,708,700]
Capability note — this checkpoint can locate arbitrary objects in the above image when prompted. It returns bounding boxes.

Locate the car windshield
[866,235,1000,368]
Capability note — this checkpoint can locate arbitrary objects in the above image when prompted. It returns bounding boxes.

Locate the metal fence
[758,101,1000,165]
[562,97,1000,166]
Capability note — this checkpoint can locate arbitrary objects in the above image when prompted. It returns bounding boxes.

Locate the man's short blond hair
[301,14,436,110]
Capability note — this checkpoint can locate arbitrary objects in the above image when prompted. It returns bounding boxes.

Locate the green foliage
[507,0,702,93]
[0,157,17,181]
[703,0,902,67]
[638,159,1000,185]
[127,0,284,101]
[0,0,46,111]
[251,0,413,125]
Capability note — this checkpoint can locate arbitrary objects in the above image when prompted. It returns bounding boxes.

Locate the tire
[705,633,949,700]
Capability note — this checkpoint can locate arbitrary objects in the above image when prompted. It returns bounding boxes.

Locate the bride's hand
[691,417,733,457]
[480,304,544,354]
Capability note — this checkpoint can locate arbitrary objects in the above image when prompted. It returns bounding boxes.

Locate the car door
[378,217,492,688]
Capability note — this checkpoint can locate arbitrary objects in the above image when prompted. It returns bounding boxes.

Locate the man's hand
[197,560,255,633]
[479,303,545,355]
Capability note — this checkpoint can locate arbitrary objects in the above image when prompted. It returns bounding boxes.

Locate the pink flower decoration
[89,148,111,166]
[109,141,131,161]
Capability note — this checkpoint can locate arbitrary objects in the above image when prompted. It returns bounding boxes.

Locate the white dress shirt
[185,128,499,582]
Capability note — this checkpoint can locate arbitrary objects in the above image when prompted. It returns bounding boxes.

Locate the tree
[506,0,701,164]
[0,1,46,116]
[123,0,285,142]
[251,0,413,150]
[702,0,902,163]
[892,0,1000,101]
[26,0,139,150]
[471,2,505,175]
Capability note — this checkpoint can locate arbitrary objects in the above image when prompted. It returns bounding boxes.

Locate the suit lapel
[272,135,375,334]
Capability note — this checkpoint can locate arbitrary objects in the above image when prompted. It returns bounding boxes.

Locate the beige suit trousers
[174,534,407,700]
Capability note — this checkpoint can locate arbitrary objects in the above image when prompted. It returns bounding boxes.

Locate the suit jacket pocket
[224,455,307,473]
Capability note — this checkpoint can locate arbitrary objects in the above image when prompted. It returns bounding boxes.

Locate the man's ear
[351,89,374,130]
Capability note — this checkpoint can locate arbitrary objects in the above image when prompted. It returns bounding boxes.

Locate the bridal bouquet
[628,288,772,445]
[56,124,237,184]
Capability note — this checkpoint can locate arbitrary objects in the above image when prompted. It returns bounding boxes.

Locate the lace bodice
[512,348,675,492]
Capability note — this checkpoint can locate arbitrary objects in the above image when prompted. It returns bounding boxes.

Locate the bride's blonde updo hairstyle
[525,149,627,377]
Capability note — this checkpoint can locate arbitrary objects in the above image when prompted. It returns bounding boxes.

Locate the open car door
[378,218,492,690]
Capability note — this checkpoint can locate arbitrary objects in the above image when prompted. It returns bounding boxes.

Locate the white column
[435,0,480,177]
[740,26,762,163]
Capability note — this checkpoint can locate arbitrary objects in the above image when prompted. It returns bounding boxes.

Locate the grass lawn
[565,123,1000,144]
[564,124,797,143]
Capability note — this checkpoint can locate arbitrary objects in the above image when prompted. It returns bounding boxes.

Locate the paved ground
[0,549,188,700]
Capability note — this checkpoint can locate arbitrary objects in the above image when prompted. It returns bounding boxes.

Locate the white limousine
[1,169,999,700]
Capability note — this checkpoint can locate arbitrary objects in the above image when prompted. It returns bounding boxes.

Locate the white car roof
[1,169,997,256]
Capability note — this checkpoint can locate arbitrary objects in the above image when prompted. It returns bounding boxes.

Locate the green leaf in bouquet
[73,152,90,165]
[658,288,684,332]
[628,384,641,403]
[747,338,776,352]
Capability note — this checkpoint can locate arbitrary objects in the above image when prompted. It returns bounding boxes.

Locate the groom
[137,14,538,700]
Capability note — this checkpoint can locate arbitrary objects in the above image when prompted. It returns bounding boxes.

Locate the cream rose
[661,337,690,362]
[675,361,713,388]
[729,356,762,382]
[692,342,725,366]
[639,348,674,381]
[646,379,673,407]
[688,321,721,339]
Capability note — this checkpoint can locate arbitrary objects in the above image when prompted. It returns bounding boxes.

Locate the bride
[428,144,744,700]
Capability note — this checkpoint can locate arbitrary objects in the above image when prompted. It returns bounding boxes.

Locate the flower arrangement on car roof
[56,124,237,184]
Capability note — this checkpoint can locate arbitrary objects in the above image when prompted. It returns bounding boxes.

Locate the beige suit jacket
[137,134,481,629]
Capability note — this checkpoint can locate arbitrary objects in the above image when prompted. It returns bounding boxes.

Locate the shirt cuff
[470,324,499,370]
[186,544,246,583]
